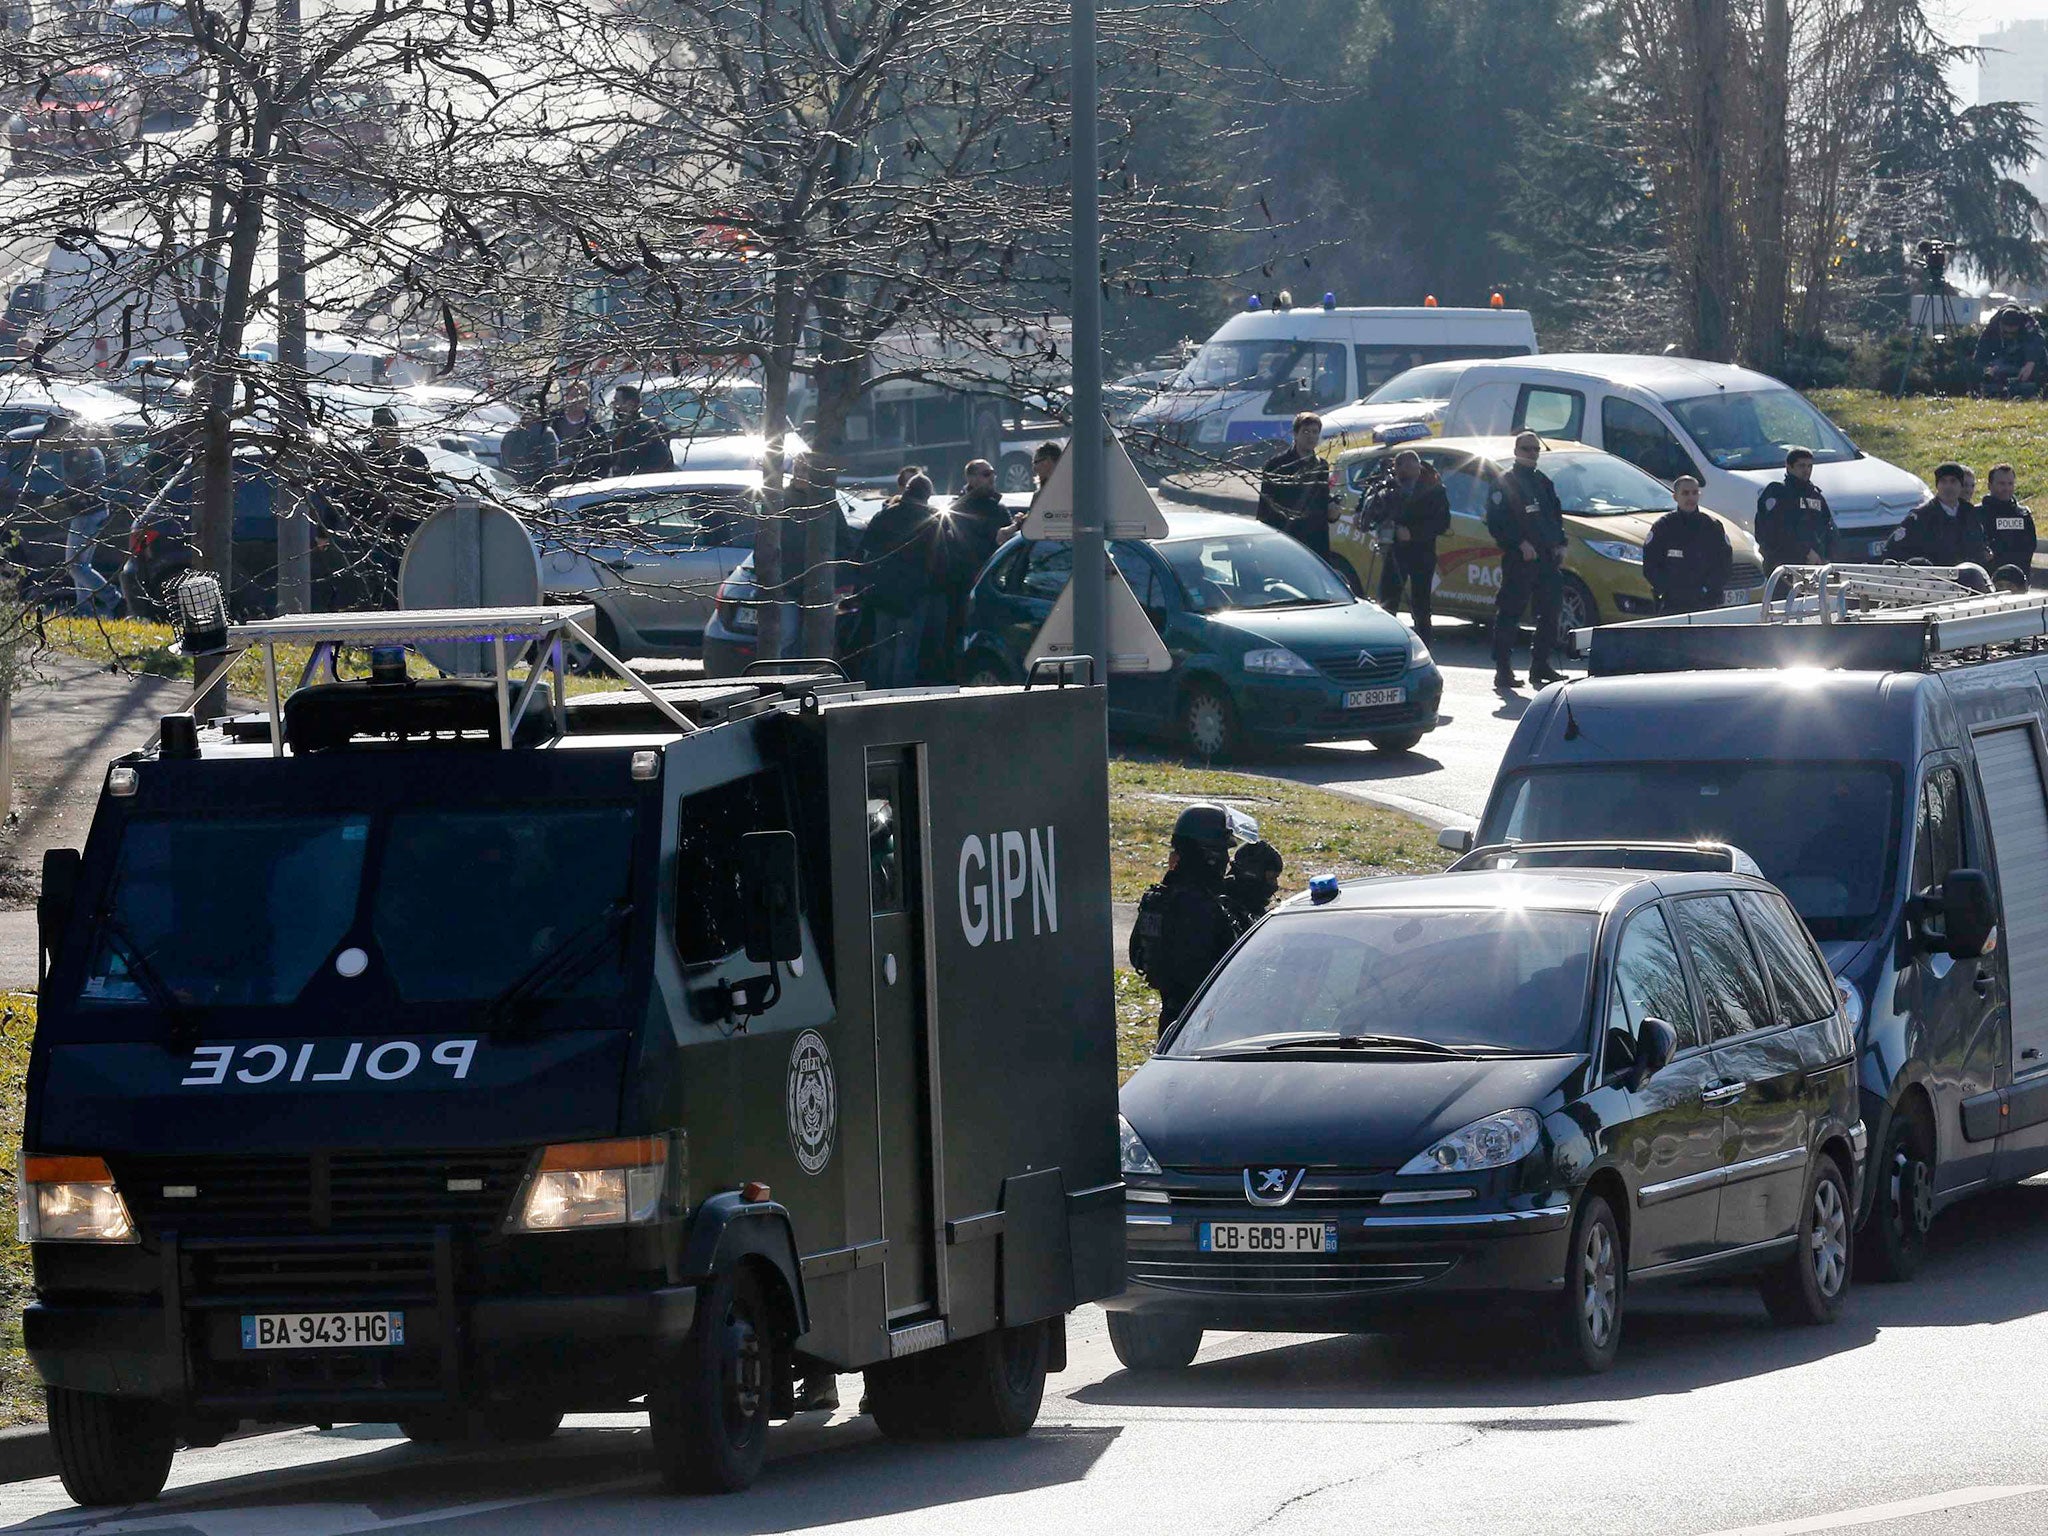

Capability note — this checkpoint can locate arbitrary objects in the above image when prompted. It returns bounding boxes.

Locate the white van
[1438,354,1928,552]
[1130,304,1536,457]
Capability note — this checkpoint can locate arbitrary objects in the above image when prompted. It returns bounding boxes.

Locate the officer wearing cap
[1221,841,1285,931]
[1130,804,1242,1037]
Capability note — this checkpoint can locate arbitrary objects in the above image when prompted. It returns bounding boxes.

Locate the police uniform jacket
[1980,495,2037,575]
[1886,498,1989,568]
[1258,448,1334,557]
[1485,465,1566,558]
[1643,507,1733,608]
[1754,476,1832,566]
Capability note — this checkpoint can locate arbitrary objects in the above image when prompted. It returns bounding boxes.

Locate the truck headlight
[1397,1109,1541,1175]
[19,1155,137,1243]
[512,1137,672,1232]
[1119,1115,1161,1176]
[1242,646,1317,677]
[1584,540,1644,565]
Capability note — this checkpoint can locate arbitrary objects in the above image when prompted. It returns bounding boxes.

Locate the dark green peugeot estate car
[1110,845,1865,1372]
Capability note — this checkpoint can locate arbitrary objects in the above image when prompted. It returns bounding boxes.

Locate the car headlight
[1834,976,1865,1029]
[511,1136,674,1232]
[1405,632,1433,667]
[18,1155,137,1243]
[1584,540,1644,565]
[1242,646,1317,677]
[1119,1115,1161,1176]
[1397,1109,1542,1176]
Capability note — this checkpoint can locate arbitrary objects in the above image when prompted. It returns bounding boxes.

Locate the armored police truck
[27,605,1122,1505]
[1456,566,2048,1284]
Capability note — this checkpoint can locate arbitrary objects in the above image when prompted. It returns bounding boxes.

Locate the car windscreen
[1480,762,1899,940]
[1363,362,1465,404]
[1166,908,1597,1057]
[1542,453,1678,517]
[74,806,636,1025]
[1174,339,1337,394]
[1665,389,1857,471]
[1160,531,1354,611]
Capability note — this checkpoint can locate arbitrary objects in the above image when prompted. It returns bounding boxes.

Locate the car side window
[1110,544,1167,614]
[1736,891,1838,1027]
[1517,385,1585,442]
[1672,895,1775,1040]
[1021,540,1074,602]
[1601,397,1696,483]
[1605,905,1699,1075]
[1912,766,1966,894]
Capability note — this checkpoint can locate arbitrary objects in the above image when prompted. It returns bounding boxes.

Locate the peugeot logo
[1244,1166,1306,1207]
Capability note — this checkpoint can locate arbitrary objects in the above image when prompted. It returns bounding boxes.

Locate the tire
[1181,681,1239,760]
[1107,1311,1202,1371]
[649,1268,773,1494]
[482,1404,564,1443]
[999,454,1036,494]
[1368,731,1424,754]
[398,1413,464,1445]
[1858,1103,1935,1282]
[962,653,1016,689]
[1558,573,1599,635]
[1760,1156,1852,1326]
[48,1387,175,1507]
[1554,1194,1624,1373]
[565,612,623,676]
[865,1321,1050,1441]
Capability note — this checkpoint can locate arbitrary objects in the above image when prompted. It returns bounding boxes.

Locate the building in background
[1981,19,2048,207]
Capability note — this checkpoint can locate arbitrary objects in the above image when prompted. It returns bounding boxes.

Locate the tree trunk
[1691,0,1733,362]
[754,263,804,665]
[1746,0,1791,374]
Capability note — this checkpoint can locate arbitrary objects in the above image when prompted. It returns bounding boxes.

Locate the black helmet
[1230,839,1283,879]
[1171,802,1233,854]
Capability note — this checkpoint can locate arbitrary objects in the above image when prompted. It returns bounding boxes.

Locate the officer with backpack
[1130,804,1242,1037]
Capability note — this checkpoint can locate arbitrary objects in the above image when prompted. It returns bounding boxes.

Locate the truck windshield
[1481,763,1898,941]
[1167,908,1596,1057]
[78,806,636,1017]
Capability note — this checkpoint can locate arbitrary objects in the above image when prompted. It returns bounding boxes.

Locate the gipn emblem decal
[786,1030,837,1175]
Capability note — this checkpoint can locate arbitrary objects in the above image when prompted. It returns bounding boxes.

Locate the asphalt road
[8,1181,2048,1533]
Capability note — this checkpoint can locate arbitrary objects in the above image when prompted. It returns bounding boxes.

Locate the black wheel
[1760,1156,1852,1326]
[865,1321,1050,1441]
[1368,731,1424,753]
[1554,1194,1624,1373]
[1558,573,1599,634]
[398,1413,464,1445]
[1181,681,1239,760]
[962,653,1016,689]
[482,1403,564,1443]
[48,1387,175,1507]
[1107,1311,1202,1371]
[565,612,623,676]
[1859,1104,1934,1282]
[998,453,1036,493]
[649,1268,773,1494]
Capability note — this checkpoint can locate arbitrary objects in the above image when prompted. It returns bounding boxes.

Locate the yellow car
[1330,436,1766,632]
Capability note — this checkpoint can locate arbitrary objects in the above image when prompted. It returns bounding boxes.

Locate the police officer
[1485,431,1568,691]
[1221,840,1284,931]
[1886,463,1989,568]
[1258,412,1351,593]
[1643,476,1733,615]
[1364,451,1451,642]
[1130,804,1241,1037]
[1980,463,2036,584]
[1753,447,1833,573]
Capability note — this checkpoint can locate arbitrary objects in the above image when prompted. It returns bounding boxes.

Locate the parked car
[299,80,399,164]
[960,509,1442,757]
[1437,354,1929,551]
[5,65,144,167]
[1317,359,1484,455]
[1330,436,1767,634]
[702,493,881,675]
[106,0,202,114]
[1110,845,1863,1373]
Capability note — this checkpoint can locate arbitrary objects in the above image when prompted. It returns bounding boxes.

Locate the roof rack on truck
[1571,564,2048,676]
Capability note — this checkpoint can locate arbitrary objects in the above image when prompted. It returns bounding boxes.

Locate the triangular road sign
[1025,558,1173,675]
[1021,429,1169,541]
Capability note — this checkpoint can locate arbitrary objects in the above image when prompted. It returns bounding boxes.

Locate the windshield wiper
[1198,1030,1478,1057]
[484,901,634,1035]
[97,914,194,1044]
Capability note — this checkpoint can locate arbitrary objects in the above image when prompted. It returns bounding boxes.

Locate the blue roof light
[1309,875,1341,904]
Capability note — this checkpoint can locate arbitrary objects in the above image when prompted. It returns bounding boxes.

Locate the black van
[1465,598,2032,1281]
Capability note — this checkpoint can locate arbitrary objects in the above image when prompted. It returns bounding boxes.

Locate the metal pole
[274,0,311,613]
[1069,0,1105,684]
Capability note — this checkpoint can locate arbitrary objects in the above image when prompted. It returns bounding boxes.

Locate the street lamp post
[1069,0,1105,684]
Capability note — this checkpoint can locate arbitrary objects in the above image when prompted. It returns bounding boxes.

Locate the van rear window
[1482,763,1899,942]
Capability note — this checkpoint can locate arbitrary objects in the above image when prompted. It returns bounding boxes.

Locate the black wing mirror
[739,830,803,963]
[1939,868,1998,960]
[1632,1017,1677,1089]
[37,847,81,986]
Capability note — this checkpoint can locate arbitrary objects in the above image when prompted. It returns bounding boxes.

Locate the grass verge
[0,996,38,1426]
[1809,390,2048,495]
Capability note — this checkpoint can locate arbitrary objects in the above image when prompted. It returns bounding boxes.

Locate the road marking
[12,1475,654,1535]
[1701,1484,2048,1535]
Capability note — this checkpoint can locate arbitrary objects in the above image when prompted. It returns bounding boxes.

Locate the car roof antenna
[1561,683,1581,742]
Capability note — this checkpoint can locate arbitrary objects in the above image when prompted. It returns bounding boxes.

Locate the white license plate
[1723,587,1751,606]
[1344,686,1405,709]
[1199,1221,1336,1254]
[241,1310,404,1350]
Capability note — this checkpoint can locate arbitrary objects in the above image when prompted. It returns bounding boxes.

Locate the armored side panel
[781,683,1120,1365]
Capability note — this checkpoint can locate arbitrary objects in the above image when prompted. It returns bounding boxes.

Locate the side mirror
[1940,868,1998,960]
[1632,1017,1678,1089]
[739,830,804,964]
[1437,827,1473,854]
[38,847,81,982]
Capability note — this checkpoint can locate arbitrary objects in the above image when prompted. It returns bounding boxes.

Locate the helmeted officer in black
[1130,804,1241,1037]
[1365,450,1452,642]
[1486,431,1568,690]
[1754,446,1833,572]
[1887,463,1989,568]
[1644,475,1734,615]
[1980,462,2036,583]
[1221,840,1284,931]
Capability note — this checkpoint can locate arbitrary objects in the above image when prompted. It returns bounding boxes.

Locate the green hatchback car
[958,510,1444,759]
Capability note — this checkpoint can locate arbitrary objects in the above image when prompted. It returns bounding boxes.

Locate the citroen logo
[1244,1166,1305,1207]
